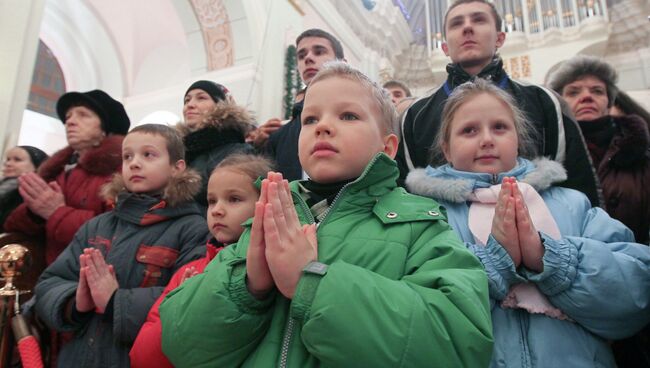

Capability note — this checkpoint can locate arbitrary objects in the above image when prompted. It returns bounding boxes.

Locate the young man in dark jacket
[35,124,209,368]
[264,28,345,181]
[397,0,600,206]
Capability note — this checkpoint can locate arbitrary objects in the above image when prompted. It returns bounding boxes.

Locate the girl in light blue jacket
[406,79,650,368]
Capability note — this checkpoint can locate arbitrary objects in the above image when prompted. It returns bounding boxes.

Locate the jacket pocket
[135,245,179,287]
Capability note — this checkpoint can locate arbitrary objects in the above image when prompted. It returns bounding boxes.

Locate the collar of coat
[38,135,124,182]
[445,57,507,90]
[585,114,650,168]
[177,101,253,140]
[406,157,567,203]
[101,168,201,210]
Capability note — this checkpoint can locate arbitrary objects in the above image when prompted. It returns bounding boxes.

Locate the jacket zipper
[278,155,380,367]
[279,191,315,368]
[279,317,296,368]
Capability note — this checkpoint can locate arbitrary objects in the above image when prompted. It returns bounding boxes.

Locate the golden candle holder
[0,244,31,297]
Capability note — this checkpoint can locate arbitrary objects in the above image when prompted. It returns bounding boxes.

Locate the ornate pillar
[190,0,234,70]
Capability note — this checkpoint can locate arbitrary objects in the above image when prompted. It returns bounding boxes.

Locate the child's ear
[441,142,452,164]
[382,134,399,159]
[172,159,186,174]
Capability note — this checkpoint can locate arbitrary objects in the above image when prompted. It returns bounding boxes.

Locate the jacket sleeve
[521,196,650,340]
[34,223,88,332]
[3,203,45,236]
[129,258,207,368]
[466,235,526,302]
[160,237,276,368]
[113,218,208,344]
[46,204,104,257]
[292,222,494,368]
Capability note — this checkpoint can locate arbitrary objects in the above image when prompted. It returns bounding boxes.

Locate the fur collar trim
[101,168,201,208]
[38,135,124,181]
[176,101,253,138]
[406,158,567,203]
[612,114,650,166]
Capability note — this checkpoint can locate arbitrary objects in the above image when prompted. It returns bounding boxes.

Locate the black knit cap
[56,89,131,135]
[17,146,48,168]
[185,80,229,103]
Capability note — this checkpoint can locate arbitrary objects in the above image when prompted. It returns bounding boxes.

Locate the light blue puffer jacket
[407,158,650,368]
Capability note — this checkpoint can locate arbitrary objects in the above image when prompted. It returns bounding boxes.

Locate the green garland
[282,45,301,119]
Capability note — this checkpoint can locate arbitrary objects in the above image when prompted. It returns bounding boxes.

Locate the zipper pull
[492,173,498,184]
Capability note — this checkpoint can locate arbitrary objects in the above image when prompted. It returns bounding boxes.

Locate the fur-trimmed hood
[101,168,202,208]
[38,135,124,182]
[176,101,254,138]
[406,157,567,203]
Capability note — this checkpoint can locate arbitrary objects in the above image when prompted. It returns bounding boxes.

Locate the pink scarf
[468,182,571,321]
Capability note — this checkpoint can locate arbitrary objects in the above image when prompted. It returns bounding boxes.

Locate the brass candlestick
[0,244,31,297]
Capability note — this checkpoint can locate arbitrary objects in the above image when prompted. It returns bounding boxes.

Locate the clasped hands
[491,177,544,272]
[18,172,65,219]
[246,172,318,300]
[76,248,119,314]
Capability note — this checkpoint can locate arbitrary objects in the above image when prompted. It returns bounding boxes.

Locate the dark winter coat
[397,58,601,206]
[4,135,124,265]
[264,100,304,181]
[34,170,210,368]
[579,114,650,244]
[0,178,21,232]
[179,103,255,209]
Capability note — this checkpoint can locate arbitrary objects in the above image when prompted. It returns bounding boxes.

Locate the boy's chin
[306,170,359,184]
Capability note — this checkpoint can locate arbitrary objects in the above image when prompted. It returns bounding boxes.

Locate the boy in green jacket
[160,61,493,367]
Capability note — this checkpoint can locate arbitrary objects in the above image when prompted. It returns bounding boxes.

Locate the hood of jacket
[406,157,567,203]
[101,168,201,213]
[38,135,124,182]
[177,101,253,138]
[178,102,253,162]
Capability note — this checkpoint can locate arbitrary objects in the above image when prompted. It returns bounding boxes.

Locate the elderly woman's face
[561,75,610,122]
[2,147,36,178]
[64,106,104,152]
[183,89,217,129]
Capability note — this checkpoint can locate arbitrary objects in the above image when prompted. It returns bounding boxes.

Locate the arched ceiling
[39,0,243,98]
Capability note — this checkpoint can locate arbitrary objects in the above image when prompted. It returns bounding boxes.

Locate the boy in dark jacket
[160,62,493,368]
[35,124,209,368]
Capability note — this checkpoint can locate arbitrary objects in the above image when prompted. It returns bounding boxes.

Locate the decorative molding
[190,0,234,70]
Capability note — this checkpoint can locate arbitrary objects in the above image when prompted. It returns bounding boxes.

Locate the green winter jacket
[160,153,493,368]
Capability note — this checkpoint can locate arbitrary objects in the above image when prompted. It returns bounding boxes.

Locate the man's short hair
[383,80,412,97]
[443,0,502,37]
[128,124,185,163]
[547,55,619,107]
[309,61,398,136]
[296,29,345,59]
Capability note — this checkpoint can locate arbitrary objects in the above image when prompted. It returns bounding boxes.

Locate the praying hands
[246,172,318,299]
[18,172,65,219]
[75,248,119,314]
[491,177,544,272]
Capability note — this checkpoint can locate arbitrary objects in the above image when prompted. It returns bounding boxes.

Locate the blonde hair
[211,153,274,187]
[435,78,536,163]
[308,61,398,136]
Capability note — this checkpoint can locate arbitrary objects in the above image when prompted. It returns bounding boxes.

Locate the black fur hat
[56,89,131,135]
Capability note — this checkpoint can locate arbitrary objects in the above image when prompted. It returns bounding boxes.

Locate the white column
[520,0,531,35]
[425,0,432,56]
[0,0,46,155]
[555,0,564,28]
[571,0,579,25]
